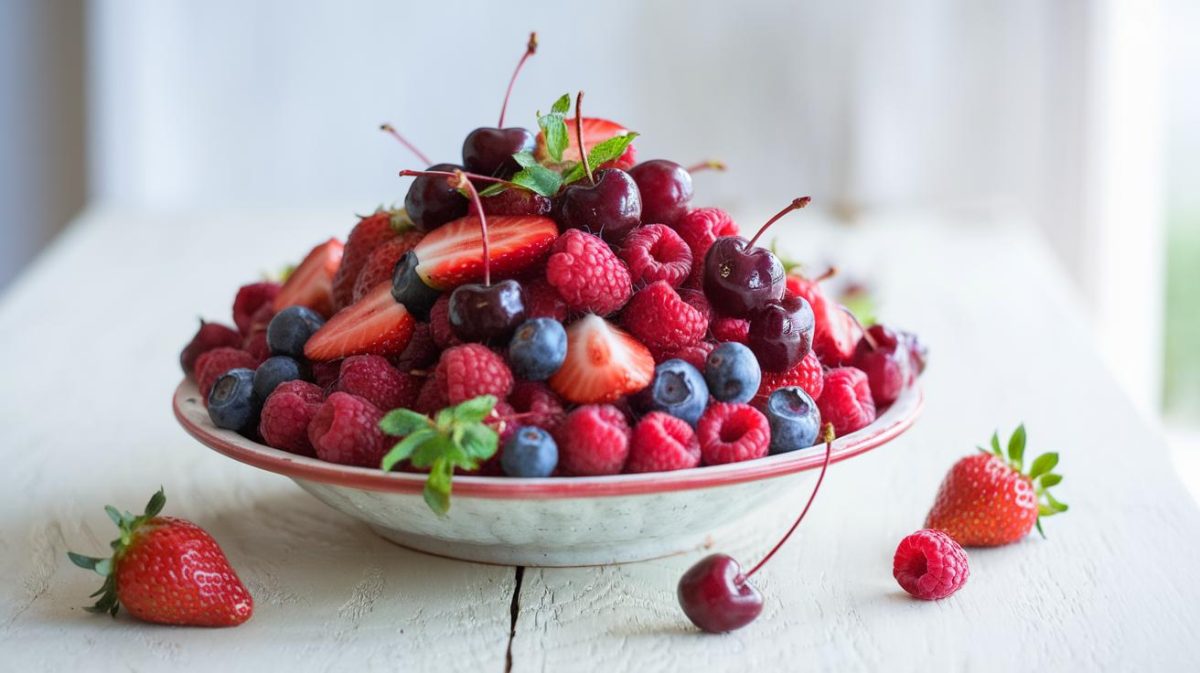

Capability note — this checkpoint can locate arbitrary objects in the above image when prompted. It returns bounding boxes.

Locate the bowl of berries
[173,34,926,567]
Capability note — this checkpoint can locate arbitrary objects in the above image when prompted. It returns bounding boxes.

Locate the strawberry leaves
[379,396,500,515]
[67,488,168,617]
[982,425,1068,537]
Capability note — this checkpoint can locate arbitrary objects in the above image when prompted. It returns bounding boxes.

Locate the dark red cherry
[448,279,527,343]
[404,163,469,232]
[677,554,763,633]
[554,168,642,244]
[629,159,692,226]
[747,293,815,372]
[703,237,785,318]
[462,127,536,178]
[851,324,913,405]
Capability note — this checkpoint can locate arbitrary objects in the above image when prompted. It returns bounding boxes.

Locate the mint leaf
[1007,424,1027,470]
[511,164,563,197]
[478,182,508,197]
[454,395,497,424]
[380,409,432,437]
[423,458,453,515]
[512,152,538,169]
[561,133,638,185]
[381,427,436,472]
[537,94,571,162]
[460,423,499,460]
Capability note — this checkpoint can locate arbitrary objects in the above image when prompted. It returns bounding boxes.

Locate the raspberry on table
[676,287,712,323]
[620,224,693,288]
[508,381,566,433]
[697,402,770,465]
[232,282,281,335]
[672,208,738,286]
[893,529,969,600]
[754,350,825,408]
[336,355,419,411]
[434,344,514,405]
[626,412,701,473]
[195,347,259,401]
[545,229,632,316]
[711,317,750,344]
[307,392,387,467]
[817,366,876,436]
[260,380,324,456]
[180,320,243,376]
[555,404,632,475]
[621,281,707,352]
[522,277,569,321]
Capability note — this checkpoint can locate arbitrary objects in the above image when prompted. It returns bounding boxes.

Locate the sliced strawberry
[535,117,636,169]
[548,314,654,404]
[351,230,424,303]
[413,215,557,290]
[304,283,415,361]
[273,238,344,317]
[788,275,861,366]
[332,208,411,310]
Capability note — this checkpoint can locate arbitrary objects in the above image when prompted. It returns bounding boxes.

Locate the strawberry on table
[67,489,253,627]
[273,238,344,318]
[926,425,1068,546]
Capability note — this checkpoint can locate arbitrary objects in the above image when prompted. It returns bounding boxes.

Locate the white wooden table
[2,207,1198,672]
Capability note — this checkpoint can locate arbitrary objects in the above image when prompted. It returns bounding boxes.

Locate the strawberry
[536,117,636,168]
[548,314,654,404]
[67,489,253,627]
[787,274,861,365]
[412,214,557,290]
[351,230,424,303]
[925,425,1068,547]
[273,238,344,318]
[332,208,411,310]
[304,282,415,361]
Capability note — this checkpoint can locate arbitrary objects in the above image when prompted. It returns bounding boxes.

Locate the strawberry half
[413,214,557,290]
[273,238,344,317]
[304,282,415,361]
[536,117,637,169]
[548,314,654,404]
[788,274,862,366]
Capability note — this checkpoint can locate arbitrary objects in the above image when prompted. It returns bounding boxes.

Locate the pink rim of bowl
[174,379,923,499]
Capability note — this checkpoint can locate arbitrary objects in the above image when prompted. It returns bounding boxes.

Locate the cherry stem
[448,171,491,286]
[746,197,811,249]
[498,32,538,128]
[575,91,594,186]
[841,306,877,350]
[379,124,432,166]
[816,266,838,283]
[744,424,835,579]
[398,168,522,192]
[686,160,727,173]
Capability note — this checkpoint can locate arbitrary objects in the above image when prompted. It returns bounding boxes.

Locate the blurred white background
[1,0,1198,486]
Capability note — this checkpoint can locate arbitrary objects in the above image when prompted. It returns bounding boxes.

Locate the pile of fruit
[179,34,927,512]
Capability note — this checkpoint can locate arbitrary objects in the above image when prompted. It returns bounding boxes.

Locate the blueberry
[266,306,325,358]
[507,318,567,381]
[501,426,558,477]
[253,355,302,400]
[391,250,440,321]
[208,368,258,431]
[765,386,821,454]
[637,359,709,426]
[704,342,762,404]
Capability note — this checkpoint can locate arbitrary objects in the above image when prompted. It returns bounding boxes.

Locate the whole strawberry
[925,425,1067,546]
[68,490,253,627]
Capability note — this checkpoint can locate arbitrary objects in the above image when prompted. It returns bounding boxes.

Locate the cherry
[851,323,913,405]
[629,160,693,225]
[445,172,527,343]
[702,197,810,318]
[678,425,834,633]
[747,293,815,372]
[404,163,469,232]
[461,33,538,178]
[553,92,642,244]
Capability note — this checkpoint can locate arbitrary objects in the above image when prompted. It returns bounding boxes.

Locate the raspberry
[673,208,738,286]
[754,351,824,407]
[620,224,693,288]
[429,293,463,349]
[697,402,770,465]
[307,392,387,467]
[195,347,259,401]
[626,412,701,473]
[620,281,707,352]
[232,282,281,335]
[351,231,424,303]
[413,376,447,414]
[653,340,715,371]
[817,367,876,436]
[259,380,324,456]
[555,404,631,475]
[711,317,750,344]
[242,331,271,362]
[508,381,566,433]
[522,277,568,321]
[676,287,712,323]
[336,355,419,411]
[311,359,342,392]
[434,344,514,405]
[389,323,439,372]
[893,529,970,600]
[545,230,632,316]
[180,320,242,376]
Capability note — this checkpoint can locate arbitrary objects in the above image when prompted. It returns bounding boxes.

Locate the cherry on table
[461,33,538,178]
[404,162,469,232]
[702,197,810,318]
[747,293,815,372]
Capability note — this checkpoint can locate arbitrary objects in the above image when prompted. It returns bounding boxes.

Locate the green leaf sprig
[379,396,500,515]
[978,424,1068,537]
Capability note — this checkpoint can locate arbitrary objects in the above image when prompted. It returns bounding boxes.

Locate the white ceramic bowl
[174,380,922,566]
